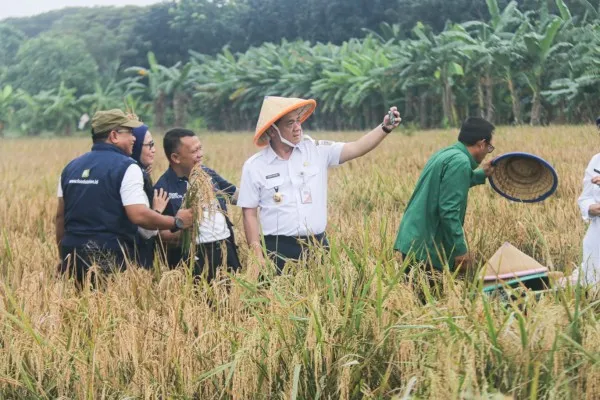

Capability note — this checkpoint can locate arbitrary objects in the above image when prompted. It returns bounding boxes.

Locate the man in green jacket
[394,117,495,272]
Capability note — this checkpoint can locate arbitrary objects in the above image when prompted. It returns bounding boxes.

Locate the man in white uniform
[238,96,401,272]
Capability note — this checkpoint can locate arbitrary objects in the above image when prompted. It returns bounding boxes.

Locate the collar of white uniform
[265,136,313,164]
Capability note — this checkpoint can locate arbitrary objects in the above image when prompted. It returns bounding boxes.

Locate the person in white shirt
[238,96,401,274]
[154,128,241,281]
[575,117,600,287]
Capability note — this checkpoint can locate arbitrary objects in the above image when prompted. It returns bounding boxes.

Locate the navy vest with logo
[61,143,138,251]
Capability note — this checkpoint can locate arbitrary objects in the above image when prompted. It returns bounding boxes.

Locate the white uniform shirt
[196,202,230,244]
[238,136,344,237]
[57,164,158,239]
[170,180,230,244]
[577,153,600,285]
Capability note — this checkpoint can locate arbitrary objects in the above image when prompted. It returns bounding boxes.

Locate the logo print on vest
[82,169,90,178]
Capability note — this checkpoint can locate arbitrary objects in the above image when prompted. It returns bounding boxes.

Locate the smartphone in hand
[387,110,395,126]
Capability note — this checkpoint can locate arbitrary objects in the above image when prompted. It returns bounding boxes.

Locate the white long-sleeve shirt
[576,153,600,285]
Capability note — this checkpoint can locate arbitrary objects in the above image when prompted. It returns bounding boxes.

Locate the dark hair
[163,128,196,161]
[91,124,122,144]
[458,117,495,146]
[92,130,110,144]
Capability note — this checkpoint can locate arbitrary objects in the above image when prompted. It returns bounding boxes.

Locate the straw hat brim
[489,152,558,203]
[253,98,316,147]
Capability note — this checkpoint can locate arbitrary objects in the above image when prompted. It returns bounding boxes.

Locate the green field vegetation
[1,126,599,398]
[0,0,599,136]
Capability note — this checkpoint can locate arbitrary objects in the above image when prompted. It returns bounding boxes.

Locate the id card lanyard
[299,170,312,204]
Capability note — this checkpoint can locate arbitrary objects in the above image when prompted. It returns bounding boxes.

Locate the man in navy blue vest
[55,109,194,286]
[154,128,241,281]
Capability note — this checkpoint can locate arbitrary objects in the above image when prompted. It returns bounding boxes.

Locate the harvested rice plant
[0,125,599,398]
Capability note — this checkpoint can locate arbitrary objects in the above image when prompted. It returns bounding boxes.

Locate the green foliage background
[0,0,598,136]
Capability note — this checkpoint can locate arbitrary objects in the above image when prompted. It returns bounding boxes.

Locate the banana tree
[339,37,396,129]
[132,1,598,131]
[78,78,127,115]
[461,0,524,123]
[44,82,81,136]
[190,47,251,130]
[574,0,599,24]
[191,40,322,130]
[15,89,50,136]
[164,62,192,127]
[125,52,170,130]
[390,32,440,128]
[542,25,600,122]
[411,22,474,126]
[311,37,397,129]
[521,0,572,125]
[0,85,15,137]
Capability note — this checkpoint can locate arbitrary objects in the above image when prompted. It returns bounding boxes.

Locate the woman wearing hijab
[131,124,169,269]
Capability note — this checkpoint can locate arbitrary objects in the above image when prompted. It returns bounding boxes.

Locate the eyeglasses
[486,142,495,154]
[142,140,155,149]
[115,128,133,135]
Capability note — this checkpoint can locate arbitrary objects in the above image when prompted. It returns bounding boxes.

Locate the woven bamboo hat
[489,152,558,203]
[253,96,317,147]
[482,242,548,281]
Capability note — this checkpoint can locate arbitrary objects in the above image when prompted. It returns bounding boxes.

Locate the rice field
[1,125,599,399]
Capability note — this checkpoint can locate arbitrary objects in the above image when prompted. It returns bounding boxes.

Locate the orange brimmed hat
[253,96,317,147]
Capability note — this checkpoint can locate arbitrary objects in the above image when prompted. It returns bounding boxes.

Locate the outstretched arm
[339,106,401,164]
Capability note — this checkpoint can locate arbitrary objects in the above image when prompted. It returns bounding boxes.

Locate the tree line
[0,0,598,135]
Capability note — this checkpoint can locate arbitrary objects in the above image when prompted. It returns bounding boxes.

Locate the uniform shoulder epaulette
[316,139,334,146]
[245,149,266,164]
[303,134,316,144]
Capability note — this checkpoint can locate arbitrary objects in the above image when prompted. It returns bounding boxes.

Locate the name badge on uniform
[300,184,312,204]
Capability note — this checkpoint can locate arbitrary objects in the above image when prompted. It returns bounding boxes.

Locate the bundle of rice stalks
[181,163,216,255]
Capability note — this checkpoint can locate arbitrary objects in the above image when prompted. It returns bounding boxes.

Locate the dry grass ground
[0,126,599,399]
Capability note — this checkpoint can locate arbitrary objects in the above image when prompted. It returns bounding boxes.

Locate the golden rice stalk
[181,163,216,254]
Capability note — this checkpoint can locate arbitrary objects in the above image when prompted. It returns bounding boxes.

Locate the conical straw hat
[253,96,317,147]
[489,152,558,203]
[482,242,548,281]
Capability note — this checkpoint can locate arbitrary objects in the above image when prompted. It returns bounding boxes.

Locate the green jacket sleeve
[470,169,487,187]
[439,158,470,258]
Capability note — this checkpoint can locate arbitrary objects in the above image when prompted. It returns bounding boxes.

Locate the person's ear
[170,152,179,164]
[108,130,118,144]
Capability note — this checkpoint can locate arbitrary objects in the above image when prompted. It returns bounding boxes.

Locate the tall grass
[0,126,599,398]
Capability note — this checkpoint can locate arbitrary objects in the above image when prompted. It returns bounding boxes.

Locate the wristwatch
[381,124,392,134]
[171,216,185,232]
